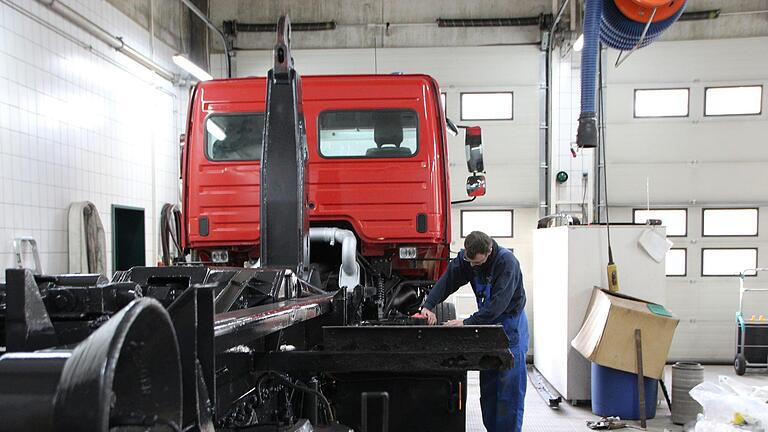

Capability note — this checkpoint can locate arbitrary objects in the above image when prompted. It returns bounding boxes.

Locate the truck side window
[205,113,265,161]
[318,109,418,158]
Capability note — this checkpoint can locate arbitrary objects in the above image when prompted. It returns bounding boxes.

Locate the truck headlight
[211,250,229,263]
[399,247,417,259]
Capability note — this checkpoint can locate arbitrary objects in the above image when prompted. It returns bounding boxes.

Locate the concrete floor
[465,365,768,432]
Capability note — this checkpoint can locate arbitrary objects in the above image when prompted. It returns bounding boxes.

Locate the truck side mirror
[465,126,484,173]
[446,117,459,136]
[466,174,486,197]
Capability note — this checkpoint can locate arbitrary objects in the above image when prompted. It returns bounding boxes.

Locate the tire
[735,353,747,376]
[435,302,457,324]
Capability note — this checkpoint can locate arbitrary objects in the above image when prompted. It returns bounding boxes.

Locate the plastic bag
[689,377,768,432]
[718,376,768,402]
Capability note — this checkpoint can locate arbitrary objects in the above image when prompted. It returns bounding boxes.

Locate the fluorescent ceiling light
[573,33,584,52]
[172,54,212,81]
[206,120,227,141]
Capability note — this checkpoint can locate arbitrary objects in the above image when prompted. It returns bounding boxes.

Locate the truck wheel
[436,302,457,324]
[735,353,747,376]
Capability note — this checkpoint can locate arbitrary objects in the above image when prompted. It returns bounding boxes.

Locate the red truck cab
[181,74,482,290]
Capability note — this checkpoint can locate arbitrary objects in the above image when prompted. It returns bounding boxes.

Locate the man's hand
[416,308,437,326]
[445,319,464,327]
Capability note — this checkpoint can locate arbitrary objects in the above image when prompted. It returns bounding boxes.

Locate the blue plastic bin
[591,363,658,420]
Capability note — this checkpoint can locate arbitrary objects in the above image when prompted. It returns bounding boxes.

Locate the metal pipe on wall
[542,0,572,218]
[179,0,231,78]
[35,0,176,83]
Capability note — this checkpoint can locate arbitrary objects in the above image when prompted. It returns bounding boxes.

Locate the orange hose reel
[613,0,686,23]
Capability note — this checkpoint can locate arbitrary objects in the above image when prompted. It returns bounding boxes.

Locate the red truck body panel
[182,75,452,278]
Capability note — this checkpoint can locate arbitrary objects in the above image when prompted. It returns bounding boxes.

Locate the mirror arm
[445,117,459,136]
[451,196,477,205]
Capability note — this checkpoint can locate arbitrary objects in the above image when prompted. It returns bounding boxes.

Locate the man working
[419,230,528,432]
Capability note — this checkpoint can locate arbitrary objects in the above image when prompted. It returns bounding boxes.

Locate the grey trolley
[735,268,768,375]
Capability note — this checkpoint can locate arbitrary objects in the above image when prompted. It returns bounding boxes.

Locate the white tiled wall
[0,0,185,281]
[551,49,595,222]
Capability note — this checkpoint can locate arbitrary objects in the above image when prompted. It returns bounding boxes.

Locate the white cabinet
[532,225,666,401]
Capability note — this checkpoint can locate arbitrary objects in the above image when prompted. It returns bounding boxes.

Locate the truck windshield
[318,109,418,158]
[205,113,265,161]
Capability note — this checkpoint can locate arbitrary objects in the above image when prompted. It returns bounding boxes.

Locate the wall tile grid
[551,51,594,221]
[0,0,184,281]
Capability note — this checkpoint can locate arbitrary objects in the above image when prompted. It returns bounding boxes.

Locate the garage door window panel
[703,208,759,237]
[633,209,687,237]
[705,86,762,116]
[634,88,689,118]
[702,248,758,277]
[666,248,687,277]
[461,210,513,238]
[460,92,513,121]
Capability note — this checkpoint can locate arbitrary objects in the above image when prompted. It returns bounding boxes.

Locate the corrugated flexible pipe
[576,0,602,148]
[35,0,175,82]
[308,228,361,291]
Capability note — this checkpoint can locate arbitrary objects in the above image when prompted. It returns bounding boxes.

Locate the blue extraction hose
[577,0,603,148]
[577,0,687,148]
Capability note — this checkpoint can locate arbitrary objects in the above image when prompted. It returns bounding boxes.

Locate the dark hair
[464,231,492,258]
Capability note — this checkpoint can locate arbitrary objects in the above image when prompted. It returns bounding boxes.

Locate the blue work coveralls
[423,239,528,432]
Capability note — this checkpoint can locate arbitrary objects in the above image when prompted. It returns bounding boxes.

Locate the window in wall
[634,88,689,118]
[703,208,758,236]
[205,113,265,161]
[633,209,688,236]
[705,86,762,116]
[665,248,687,277]
[702,248,758,276]
[461,210,513,238]
[318,109,418,158]
[460,92,513,121]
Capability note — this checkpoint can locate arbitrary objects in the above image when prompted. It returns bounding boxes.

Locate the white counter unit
[532,225,666,401]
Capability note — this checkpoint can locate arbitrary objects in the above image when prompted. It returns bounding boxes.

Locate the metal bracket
[13,237,42,275]
[529,365,562,408]
[273,15,293,80]
[5,269,58,352]
[168,285,216,426]
[362,392,389,432]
